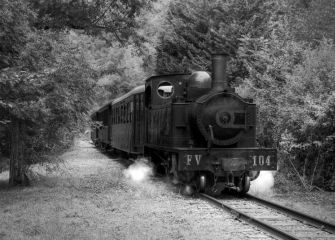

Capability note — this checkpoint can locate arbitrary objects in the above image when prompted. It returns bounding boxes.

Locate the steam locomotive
[91,54,277,194]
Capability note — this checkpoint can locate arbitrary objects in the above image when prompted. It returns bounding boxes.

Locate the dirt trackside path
[0,139,274,240]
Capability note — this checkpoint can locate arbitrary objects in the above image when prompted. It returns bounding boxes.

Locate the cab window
[157,82,174,99]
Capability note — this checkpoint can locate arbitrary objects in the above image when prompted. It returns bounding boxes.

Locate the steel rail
[199,193,300,240]
[246,193,335,234]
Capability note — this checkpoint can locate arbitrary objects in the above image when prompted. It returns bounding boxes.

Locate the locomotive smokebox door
[193,93,248,146]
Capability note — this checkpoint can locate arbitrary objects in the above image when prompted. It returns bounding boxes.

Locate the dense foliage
[29,0,151,42]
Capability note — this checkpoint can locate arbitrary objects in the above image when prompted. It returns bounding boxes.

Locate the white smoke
[0,170,9,181]
[249,171,275,196]
[182,184,195,196]
[123,158,153,183]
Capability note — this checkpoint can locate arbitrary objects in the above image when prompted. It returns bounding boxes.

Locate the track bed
[200,193,335,240]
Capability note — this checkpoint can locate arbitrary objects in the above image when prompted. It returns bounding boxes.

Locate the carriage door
[139,94,145,146]
[144,85,152,144]
[133,94,140,151]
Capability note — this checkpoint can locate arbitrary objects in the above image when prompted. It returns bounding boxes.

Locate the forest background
[0,0,334,191]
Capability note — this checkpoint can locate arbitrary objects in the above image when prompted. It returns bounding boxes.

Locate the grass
[0,141,128,239]
[0,140,186,240]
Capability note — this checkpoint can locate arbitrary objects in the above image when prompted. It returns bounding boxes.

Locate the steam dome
[188,71,211,88]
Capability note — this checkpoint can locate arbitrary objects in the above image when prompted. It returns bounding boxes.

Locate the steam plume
[249,171,275,195]
[123,158,153,183]
[0,171,9,181]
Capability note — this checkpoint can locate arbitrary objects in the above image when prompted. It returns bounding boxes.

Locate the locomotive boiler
[91,54,277,194]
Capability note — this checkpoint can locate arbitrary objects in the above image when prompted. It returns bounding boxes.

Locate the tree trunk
[9,118,28,186]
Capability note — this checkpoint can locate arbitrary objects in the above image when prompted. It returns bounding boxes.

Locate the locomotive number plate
[248,150,277,171]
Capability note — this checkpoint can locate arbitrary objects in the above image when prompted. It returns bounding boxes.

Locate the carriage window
[121,105,124,123]
[123,105,125,123]
[125,104,127,123]
[125,103,128,123]
[128,102,131,123]
[124,104,127,123]
[126,103,129,123]
[122,105,124,123]
[157,82,174,99]
[118,107,120,124]
[130,101,133,122]
[116,108,118,124]
[140,95,143,110]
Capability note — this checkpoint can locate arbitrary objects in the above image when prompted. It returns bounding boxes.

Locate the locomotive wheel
[238,175,250,194]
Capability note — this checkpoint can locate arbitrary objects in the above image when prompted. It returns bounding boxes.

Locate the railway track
[199,193,335,240]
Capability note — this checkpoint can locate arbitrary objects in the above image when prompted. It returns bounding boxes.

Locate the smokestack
[211,53,228,91]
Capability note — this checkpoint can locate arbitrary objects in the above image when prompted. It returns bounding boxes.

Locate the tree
[0,0,35,69]
[29,0,153,43]
[288,0,335,43]
[0,0,38,184]
[0,69,49,184]
[156,0,286,78]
